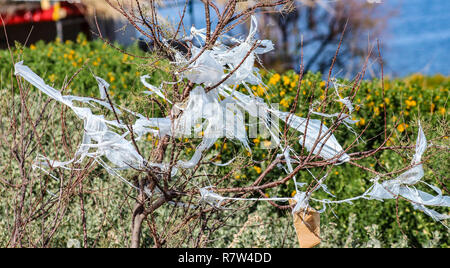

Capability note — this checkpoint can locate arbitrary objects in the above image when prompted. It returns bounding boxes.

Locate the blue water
[155,0,450,77]
[383,0,450,76]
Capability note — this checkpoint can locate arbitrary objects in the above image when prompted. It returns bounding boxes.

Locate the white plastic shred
[366,123,450,221]
[95,76,110,100]
[15,15,448,224]
[273,111,350,163]
[332,78,355,113]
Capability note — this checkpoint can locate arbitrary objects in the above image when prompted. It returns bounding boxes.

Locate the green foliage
[0,36,448,247]
[0,34,171,100]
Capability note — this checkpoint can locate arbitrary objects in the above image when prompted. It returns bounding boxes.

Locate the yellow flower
[263,140,272,147]
[280,99,289,108]
[405,99,417,108]
[439,107,446,115]
[256,85,265,97]
[253,137,260,144]
[359,118,366,126]
[47,46,54,57]
[253,166,262,174]
[291,190,297,197]
[374,107,380,116]
[280,90,286,97]
[268,73,281,85]
[320,81,326,88]
[283,76,290,86]
[30,44,36,50]
[49,74,56,83]
[397,123,408,132]
[290,81,296,88]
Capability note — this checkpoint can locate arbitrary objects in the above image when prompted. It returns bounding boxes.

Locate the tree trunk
[131,213,145,248]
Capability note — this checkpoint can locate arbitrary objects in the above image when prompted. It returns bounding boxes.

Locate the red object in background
[0,2,84,26]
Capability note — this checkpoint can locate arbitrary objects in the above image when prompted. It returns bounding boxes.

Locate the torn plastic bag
[175,87,249,168]
[184,15,273,86]
[141,75,173,104]
[366,124,450,221]
[184,47,224,86]
[133,117,172,138]
[95,76,110,100]
[15,62,151,173]
[274,111,350,163]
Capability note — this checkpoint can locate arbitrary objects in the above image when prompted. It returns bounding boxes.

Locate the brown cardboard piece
[290,200,321,248]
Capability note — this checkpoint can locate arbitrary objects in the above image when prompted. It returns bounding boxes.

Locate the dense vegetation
[0,35,448,247]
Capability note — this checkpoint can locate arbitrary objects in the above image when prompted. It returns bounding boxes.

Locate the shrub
[0,35,448,247]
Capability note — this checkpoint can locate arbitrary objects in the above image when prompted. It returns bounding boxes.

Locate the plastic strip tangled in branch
[365,123,450,221]
[15,15,448,224]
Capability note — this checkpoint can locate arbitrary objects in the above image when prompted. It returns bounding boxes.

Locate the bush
[0,35,448,247]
